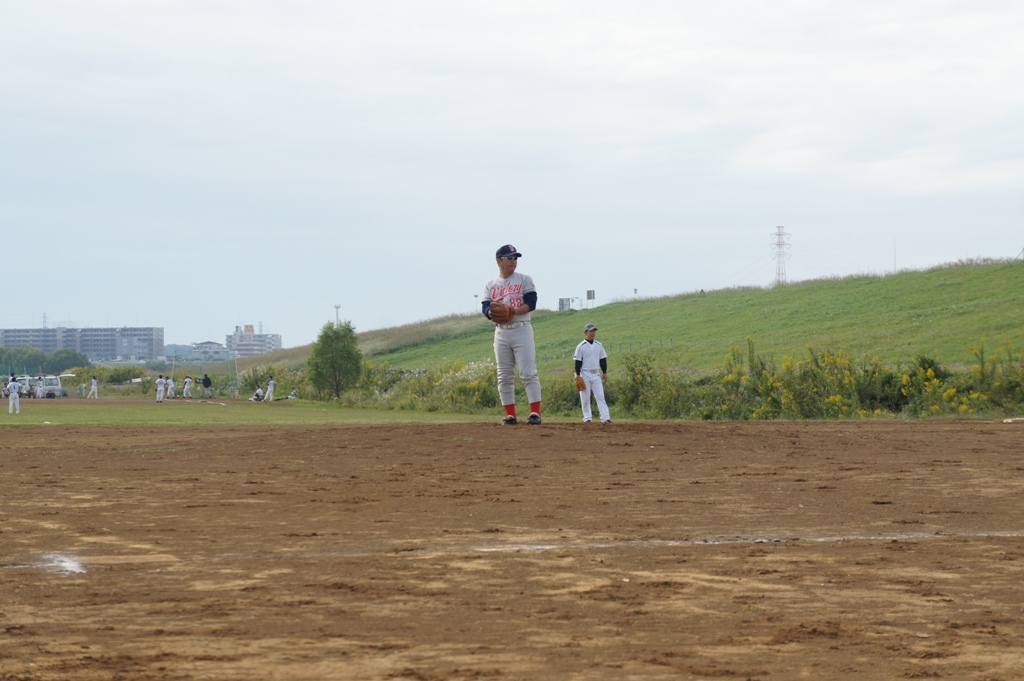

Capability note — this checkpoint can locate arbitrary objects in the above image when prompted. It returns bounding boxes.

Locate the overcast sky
[3,1,1022,348]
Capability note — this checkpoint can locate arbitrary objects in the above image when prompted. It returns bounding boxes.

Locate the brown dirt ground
[2,420,1024,680]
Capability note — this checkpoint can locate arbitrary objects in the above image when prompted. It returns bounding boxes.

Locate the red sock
[504,404,517,418]
[529,402,541,416]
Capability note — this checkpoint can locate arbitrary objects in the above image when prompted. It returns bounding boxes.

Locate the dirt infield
[2,421,1024,680]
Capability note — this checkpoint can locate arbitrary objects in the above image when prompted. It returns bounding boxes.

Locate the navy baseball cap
[495,244,522,259]
[584,323,597,332]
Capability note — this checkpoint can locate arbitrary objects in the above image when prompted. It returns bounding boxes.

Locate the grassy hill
[357,259,1024,374]
[233,259,1024,376]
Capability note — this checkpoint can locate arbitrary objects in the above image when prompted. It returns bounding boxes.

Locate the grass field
[218,260,1023,377]
[140,260,1024,383]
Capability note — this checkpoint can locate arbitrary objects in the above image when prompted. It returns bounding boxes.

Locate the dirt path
[2,421,1023,679]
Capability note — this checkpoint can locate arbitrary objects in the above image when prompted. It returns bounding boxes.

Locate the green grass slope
[361,260,1024,373]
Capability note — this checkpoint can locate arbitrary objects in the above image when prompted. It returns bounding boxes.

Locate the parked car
[16,375,67,398]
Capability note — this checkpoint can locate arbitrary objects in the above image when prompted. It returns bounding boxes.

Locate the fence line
[542,339,673,362]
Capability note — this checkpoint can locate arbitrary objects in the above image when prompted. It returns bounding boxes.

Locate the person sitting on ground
[249,387,264,402]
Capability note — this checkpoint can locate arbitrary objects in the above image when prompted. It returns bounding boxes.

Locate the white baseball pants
[579,371,610,422]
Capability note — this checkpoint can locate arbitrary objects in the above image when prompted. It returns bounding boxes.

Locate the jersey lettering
[490,282,523,302]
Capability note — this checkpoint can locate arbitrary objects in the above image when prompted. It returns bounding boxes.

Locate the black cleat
[527,413,542,425]
[502,415,518,425]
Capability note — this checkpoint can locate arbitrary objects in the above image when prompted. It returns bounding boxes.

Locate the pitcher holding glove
[482,244,542,426]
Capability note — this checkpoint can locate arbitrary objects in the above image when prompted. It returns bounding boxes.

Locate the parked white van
[16,375,66,398]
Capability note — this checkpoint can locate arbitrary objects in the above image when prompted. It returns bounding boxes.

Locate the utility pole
[771,226,790,286]
[334,303,341,326]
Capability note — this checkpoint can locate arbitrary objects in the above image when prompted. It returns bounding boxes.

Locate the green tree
[307,321,364,399]
[3,346,47,375]
[44,349,91,375]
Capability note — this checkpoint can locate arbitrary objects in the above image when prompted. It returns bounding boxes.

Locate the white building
[0,326,163,362]
[225,325,282,358]
[191,341,231,362]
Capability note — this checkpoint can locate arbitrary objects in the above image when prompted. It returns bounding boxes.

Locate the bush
[618,353,658,413]
[540,373,585,416]
[355,360,498,412]
[239,364,303,396]
[294,337,1024,420]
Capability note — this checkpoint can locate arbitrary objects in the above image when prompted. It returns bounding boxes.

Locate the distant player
[7,377,21,414]
[265,377,275,402]
[202,374,212,397]
[574,323,611,423]
[249,386,264,402]
[482,244,542,425]
[182,375,193,398]
[155,375,166,403]
[166,376,175,399]
[86,376,99,399]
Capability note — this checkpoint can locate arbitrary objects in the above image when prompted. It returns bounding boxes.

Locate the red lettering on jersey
[490,282,523,302]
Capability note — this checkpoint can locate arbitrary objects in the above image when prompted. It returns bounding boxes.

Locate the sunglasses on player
[501,255,520,261]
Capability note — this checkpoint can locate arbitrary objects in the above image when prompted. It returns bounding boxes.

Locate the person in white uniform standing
[182,375,193,399]
[574,323,611,423]
[165,376,175,399]
[7,377,21,414]
[155,375,166,403]
[483,244,542,425]
[86,376,99,399]
[265,377,275,402]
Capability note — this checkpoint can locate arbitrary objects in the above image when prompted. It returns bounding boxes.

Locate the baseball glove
[489,302,515,324]
[574,375,586,391]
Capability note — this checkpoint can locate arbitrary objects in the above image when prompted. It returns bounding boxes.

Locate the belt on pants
[582,369,601,374]
[496,321,530,330]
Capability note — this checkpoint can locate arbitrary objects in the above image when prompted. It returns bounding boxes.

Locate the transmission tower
[770,226,791,286]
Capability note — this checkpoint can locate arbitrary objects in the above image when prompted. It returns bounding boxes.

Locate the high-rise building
[0,327,164,362]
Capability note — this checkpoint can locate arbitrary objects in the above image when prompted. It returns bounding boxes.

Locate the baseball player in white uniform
[165,376,175,399]
[265,377,275,402]
[7,377,21,414]
[86,376,99,399]
[182,376,193,398]
[483,244,542,425]
[155,375,166,403]
[574,323,611,423]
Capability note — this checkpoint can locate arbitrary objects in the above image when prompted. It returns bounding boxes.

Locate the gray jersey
[483,272,536,322]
